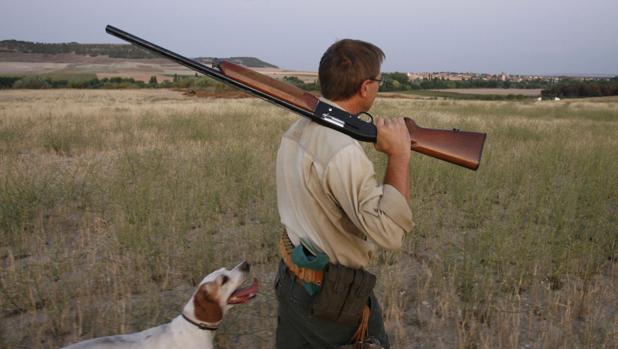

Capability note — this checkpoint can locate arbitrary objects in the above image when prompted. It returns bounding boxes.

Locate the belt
[278,231,323,285]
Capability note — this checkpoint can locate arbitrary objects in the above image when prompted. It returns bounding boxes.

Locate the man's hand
[374,116,412,160]
[374,116,412,201]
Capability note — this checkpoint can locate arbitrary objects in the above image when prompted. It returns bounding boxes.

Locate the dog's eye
[221,275,229,285]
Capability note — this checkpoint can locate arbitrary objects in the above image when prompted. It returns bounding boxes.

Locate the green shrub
[0,76,22,89]
[12,76,51,89]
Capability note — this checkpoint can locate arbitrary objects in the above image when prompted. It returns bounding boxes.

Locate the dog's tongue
[228,278,258,304]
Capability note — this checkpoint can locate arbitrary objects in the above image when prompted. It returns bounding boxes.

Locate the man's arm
[374,117,411,201]
[323,144,413,250]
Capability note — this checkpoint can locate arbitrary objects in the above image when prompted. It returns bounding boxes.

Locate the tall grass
[0,90,616,348]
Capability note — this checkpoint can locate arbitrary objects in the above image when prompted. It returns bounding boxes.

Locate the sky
[1,0,617,76]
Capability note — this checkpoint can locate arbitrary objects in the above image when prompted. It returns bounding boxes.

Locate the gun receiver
[105,25,486,170]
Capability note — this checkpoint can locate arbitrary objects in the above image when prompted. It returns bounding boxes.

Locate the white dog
[62,261,258,349]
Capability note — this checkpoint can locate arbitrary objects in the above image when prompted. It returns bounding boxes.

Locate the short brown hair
[318,39,385,101]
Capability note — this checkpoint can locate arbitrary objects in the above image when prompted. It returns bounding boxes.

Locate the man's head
[319,39,385,108]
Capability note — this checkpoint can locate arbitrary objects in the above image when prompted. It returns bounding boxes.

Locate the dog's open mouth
[228,278,258,304]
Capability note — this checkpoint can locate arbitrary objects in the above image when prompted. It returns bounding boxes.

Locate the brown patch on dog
[193,282,223,324]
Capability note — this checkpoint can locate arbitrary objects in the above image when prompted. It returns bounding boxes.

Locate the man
[275,39,413,349]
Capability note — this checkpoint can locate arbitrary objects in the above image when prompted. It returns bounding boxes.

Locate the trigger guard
[357,112,374,124]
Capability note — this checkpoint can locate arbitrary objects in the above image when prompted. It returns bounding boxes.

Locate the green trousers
[275,261,390,349]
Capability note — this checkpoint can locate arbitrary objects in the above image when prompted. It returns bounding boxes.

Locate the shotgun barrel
[105,25,315,120]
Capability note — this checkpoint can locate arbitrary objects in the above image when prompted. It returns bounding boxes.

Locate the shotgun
[105,25,487,170]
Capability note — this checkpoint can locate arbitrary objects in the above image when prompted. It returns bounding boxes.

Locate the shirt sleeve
[323,144,413,250]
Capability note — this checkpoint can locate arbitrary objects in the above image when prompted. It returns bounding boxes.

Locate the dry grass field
[0,90,616,348]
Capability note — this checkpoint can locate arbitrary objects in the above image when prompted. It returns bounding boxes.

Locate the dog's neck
[170,316,217,349]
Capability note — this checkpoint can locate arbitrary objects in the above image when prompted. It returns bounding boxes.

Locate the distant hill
[0,39,158,59]
[0,40,277,68]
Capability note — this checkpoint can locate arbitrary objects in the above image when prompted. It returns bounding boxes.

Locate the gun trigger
[358,111,374,124]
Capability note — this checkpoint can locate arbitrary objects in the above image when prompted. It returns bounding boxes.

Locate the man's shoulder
[283,119,362,165]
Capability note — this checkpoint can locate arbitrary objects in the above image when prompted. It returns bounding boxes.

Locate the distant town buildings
[405,71,565,82]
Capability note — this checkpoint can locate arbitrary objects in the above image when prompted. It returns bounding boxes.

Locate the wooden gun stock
[105,25,487,170]
[405,119,486,170]
[218,61,319,112]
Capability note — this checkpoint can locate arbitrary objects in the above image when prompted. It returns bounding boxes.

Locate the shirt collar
[319,97,350,113]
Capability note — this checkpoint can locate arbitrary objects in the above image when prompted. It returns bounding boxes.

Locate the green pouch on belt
[291,241,329,295]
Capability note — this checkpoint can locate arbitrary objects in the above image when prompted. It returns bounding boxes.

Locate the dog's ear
[193,282,223,324]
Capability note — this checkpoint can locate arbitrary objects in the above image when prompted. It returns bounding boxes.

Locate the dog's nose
[239,261,250,272]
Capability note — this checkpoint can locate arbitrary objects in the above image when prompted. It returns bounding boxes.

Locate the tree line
[1,74,231,90]
[379,72,553,91]
[3,73,617,99]
[285,73,618,99]
[541,78,618,98]
[281,73,553,92]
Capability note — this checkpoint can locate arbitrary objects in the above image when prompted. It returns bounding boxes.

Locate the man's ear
[359,80,371,98]
[193,282,223,324]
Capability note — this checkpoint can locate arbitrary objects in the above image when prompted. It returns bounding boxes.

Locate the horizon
[1,0,617,76]
[2,39,616,78]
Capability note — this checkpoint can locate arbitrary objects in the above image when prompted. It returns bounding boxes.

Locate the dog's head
[183,261,258,328]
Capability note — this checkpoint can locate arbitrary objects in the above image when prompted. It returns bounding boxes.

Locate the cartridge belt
[278,232,324,286]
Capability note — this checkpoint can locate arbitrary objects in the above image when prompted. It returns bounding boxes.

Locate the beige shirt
[276,101,413,268]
